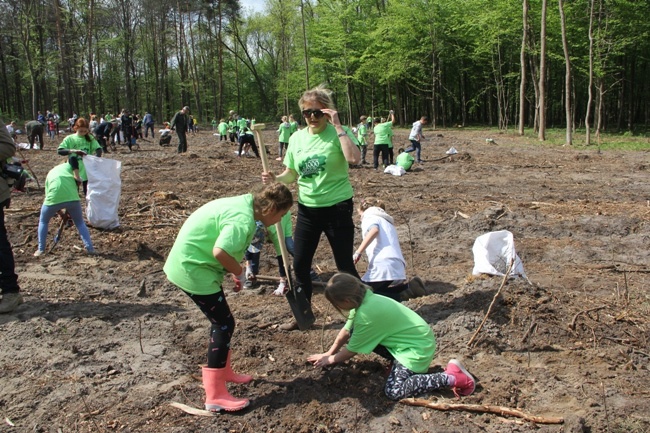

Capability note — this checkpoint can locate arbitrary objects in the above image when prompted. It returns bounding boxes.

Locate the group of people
[162,86,475,413]
[1,94,472,413]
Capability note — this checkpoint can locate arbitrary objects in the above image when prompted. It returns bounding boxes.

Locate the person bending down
[308,273,475,401]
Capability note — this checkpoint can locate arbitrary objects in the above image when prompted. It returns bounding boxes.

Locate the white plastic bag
[472,230,526,278]
[84,155,121,229]
[383,165,406,176]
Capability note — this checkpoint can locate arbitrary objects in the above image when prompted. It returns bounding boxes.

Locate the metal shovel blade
[285,285,315,330]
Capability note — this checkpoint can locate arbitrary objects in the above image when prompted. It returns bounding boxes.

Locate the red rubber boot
[202,367,249,412]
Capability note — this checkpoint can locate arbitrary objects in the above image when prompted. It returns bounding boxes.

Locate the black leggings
[293,199,360,301]
[365,280,408,302]
[373,144,389,168]
[183,289,235,368]
[385,361,450,400]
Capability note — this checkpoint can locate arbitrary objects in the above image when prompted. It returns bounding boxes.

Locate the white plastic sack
[472,230,526,278]
[383,165,406,176]
[84,155,121,229]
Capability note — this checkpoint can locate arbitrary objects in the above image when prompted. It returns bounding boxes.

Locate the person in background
[288,114,299,136]
[357,115,369,165]
[25,120,45,150]
[276,115,291,161]
[353,197,408,302]
[6,121,17,141]
[404,115,428,163]
[57,117,102,195]
[218,119,228,142]
[372,111,395,170]
[33,162,96,257]
[262,85,361,331]
[307,273,475,401]
[170,106,190,153]
[94,119,116,153]
[395,148,414,171]
[0,119,24,313]
[143,111,155,138]
[47,117,57,140]
[163,183,293,412]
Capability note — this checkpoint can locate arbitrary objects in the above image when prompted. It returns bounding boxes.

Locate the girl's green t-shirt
[344,290,436,373]
[57,134,102,181]
[285,124,356,208]
[43,163,81,206]
[373,121,394,146]
[163,194,256,295]
[218,122,228,134]
[278,122,292,143]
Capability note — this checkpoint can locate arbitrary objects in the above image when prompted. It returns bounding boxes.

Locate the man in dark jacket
[25,120,45,150]
[170,106,190,153]
[94,120,116,153]
[0,119,23,313]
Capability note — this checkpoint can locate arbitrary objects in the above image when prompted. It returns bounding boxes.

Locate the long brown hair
[252,183,293,217]
[324,273,368,317]
[73,117,92,142]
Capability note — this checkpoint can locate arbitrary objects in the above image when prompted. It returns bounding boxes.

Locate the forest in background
[1,0,649,141]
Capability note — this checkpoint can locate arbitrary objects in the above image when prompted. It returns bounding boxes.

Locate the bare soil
[1,127,649,433]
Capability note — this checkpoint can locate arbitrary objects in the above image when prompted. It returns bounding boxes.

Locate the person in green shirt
[163,183,293,412]
[357,115,369,164]
[372,110,395,170]
[288,114,299,135]
[211,118,217,131]
[57,117,103,196]
[395,148,415,171]
[262,85,362,331]
[34,162,95,257]
[228,119,237,143]
[218,119,228,141]
[308,273,476,400]
[276,115,291,161]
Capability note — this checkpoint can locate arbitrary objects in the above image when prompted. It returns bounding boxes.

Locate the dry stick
[467,259,515,347]
[386,188,415,273]
[138,318,145,354]
[568,305,607,331]
[400,399,564,425]
[80,392,107,432]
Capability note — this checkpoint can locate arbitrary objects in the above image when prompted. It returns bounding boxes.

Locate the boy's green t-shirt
[373,121,393,146]
[357,124,368,145]
[163,194,256,295]
[237,118,247,129]
[43,163,80,206]
[218,122,228,134]
[285,124,357,208]
[396,152,414,171]
[344,290,436,373]
[57,134,102,181]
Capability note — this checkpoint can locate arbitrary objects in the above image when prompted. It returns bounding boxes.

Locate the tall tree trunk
[558,0,571,145]
[585,0,595,145]
[518,0,528,135]
[537,0,547,140]
[300,0,310,90]
[87,0,95,111]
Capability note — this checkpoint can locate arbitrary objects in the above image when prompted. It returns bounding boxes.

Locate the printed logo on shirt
[299,155,326,178]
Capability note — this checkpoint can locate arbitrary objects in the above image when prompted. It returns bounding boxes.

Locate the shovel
[49,210,71,253]
[252,123,315,330]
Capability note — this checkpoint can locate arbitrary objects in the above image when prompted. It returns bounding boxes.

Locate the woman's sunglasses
[302,109,325,119]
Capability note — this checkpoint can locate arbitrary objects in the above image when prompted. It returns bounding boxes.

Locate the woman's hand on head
[321,108,340,127]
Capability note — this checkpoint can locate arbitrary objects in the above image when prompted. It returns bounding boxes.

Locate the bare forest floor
[1,126,649,433]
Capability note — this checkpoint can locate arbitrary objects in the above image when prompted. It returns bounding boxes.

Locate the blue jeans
[405,140,422,162]
[37,201,94,252]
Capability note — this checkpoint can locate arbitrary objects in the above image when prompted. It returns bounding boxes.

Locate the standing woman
[262,85,361,331]
[163,183,293,412]
[57,118,102,195]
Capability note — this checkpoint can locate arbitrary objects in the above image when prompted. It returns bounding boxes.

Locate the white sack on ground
[84,155,121,229]
[384,165,406,176]
[472,230,526,278]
